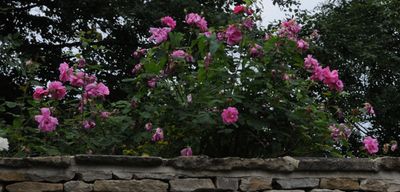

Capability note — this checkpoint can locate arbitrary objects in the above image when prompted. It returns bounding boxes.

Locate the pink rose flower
[70,71,85,87]
[391,142,397,152]
[180,147,193,156]
[187,94,193,103]
[85,82,110,98]
[171,50,187,59]
[100,111,111,119]
[145,122,153,131]
[243,18,254,30]
[311,66,325,81]
[152,127,164,142]
[203,31,212,38]
[58,62,73,82]
[249,44,263,58]
[296,39,309,50]
[185,13,208,32]
[132,63,143,75]
[221,107,239,124]
[329,125,340,142]
[83,120,96,129]
[33,87,48,100]
[304,55,319,70]
[233,5,245,14]
[225,25,242,45]
[204,52,212,70]
[278,19,301,40]
[335,80,344,92]
[47,81,67,100]
[161,16,176,29]
[363,136,379,154]
[133,48,147,59]
[147,78,157,88]
[217,32,225,41]
[149,27,171,44]
[34,108,58,132]
[364,103,375,115]
[78,58,86,68]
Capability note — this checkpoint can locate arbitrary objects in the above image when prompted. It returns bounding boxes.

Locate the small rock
[240,177,272,192]
[64,181,93,192]
[276,178,319,189]
[310,190,344,192]
[78,171,112,182]
[6,182,63,192]
[170,178,215,192]
[216,177,239,191]
[360,179,389,191]
[94,180,168,192]
[264,190,305,192]
[320,178,359,190]
[0,171,27,182]
[112,172,132,180]
[132,173,175,180]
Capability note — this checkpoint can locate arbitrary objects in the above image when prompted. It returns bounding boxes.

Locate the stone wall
[0,155,399,192]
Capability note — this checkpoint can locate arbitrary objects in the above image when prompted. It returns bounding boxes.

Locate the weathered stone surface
[264,190,305,192]
[167,156,298,172]
[112,172,132,180]
[387,182,400,192]
[132,173,175,180]
[320,178,359,190]
[360,179,389,191]
[276,178,319,189]
[27,169,75,182]
[310,190,344,192]
[94,179,168,192]
[6,182,63,192]
[0,156,71,168]
[78,171,112,182]
[0,158,30,168]
[75,155,163,167]
[376,157,400,170]
[64,181,93,192]
[0,171,27,181]
[216,177,239,191]
[170,178,215,192]
[25,156,72,168]
[296,157,377,172]
[240,177,272,192]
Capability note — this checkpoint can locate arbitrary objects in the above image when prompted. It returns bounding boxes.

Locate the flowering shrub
[0,1,392,158]
[120,4,359,157]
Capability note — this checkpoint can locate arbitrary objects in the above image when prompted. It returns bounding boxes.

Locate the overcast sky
[260,0,328,25]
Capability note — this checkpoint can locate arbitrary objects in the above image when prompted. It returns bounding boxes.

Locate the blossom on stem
[221,107,239,124]
[34,108,58,132]
[363,136,379,154]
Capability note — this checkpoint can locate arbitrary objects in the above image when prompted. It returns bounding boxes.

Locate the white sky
[260,0,328,25]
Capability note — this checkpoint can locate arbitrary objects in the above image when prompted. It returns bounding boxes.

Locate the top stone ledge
[0,155,397,172]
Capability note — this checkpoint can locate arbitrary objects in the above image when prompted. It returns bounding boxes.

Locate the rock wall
[0,155,398,192]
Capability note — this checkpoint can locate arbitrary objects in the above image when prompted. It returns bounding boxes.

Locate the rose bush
[0,1,390,157]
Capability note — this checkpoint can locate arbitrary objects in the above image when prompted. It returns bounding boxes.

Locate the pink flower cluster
[364,103,375,115]
[225,25,243,45]
[249,44,263,58]
[185,13,208,32]
[180,147,193,156]
[170,50,194,62]
[233,5,254,15]
[278,19,301,40]
[149,27,171,44]
[34,108,58,132]
[304,55,344,92]
[161,16,176,30]
[363,136,379,154]
[221,107,239,124]
[329,124,351,142]
[152,127,164,142]
[33,62,110,131]
[33,81,67,100]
